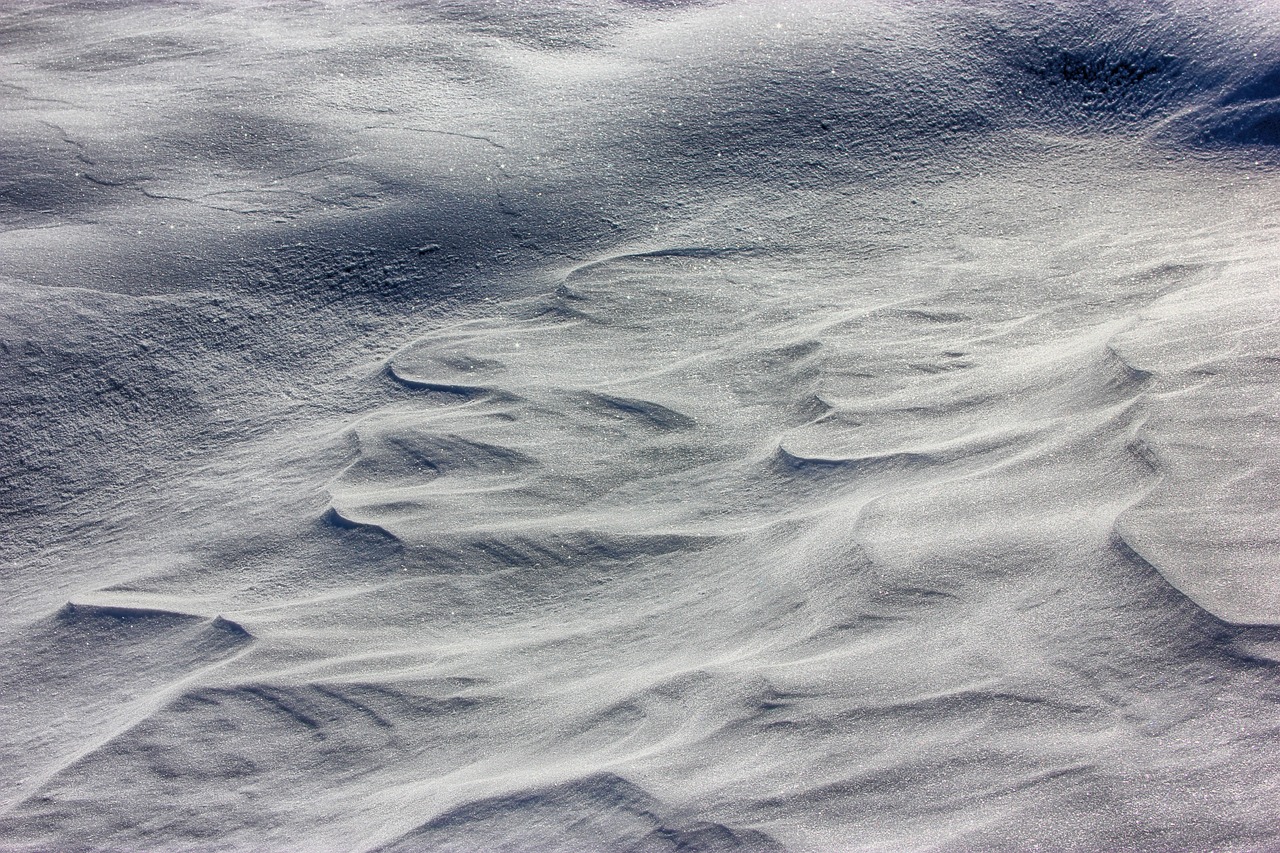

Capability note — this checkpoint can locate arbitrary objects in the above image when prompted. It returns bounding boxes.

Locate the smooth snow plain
[3,1,1280,850]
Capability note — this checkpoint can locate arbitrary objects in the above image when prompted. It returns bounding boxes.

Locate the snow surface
[3,0,1280,850]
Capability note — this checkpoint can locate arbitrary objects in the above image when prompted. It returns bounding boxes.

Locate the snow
[3,1,1280,850]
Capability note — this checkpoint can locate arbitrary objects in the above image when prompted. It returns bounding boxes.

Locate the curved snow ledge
[1115,519,1280,628]
[1112,273,1280,626]
[369,771,783,853]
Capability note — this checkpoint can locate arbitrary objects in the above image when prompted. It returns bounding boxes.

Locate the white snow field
[3,0,1280,850]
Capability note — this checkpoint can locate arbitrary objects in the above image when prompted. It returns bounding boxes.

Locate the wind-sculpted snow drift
[3,0,1280,850]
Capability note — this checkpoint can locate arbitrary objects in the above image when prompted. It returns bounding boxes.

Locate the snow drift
[3,0,1280,850]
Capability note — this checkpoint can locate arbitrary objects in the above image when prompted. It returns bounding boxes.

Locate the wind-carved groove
[798,394,836,423]
[1100,344,1154,393]
[1125,435,1161,473]
[581,392,696,431]
[771,446,936,477]
[891,308,971,324]
[382,362,499,401]
[561,246,760,283]
[321,506,402,544]
[311,685,395,729]
[241,685,325,732]
[48,603,254,646]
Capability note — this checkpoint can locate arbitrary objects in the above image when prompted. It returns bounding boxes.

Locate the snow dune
[3,1,1280,850]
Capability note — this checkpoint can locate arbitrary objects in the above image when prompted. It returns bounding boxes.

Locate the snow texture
[3,0,1280,850]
